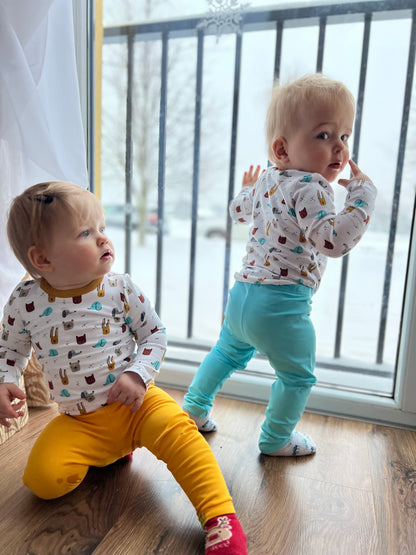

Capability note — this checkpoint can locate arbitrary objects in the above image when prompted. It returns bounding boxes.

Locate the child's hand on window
[242,165,263,188]
[0,383,26,428]
[338,159,373,187]
[107,371,146,413]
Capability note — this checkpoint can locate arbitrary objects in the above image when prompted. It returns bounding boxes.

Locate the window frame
[79,0,416,429]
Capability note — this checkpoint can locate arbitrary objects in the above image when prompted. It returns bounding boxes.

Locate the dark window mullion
[155,31,168,316]
[187,29,204,338]
[316,16,326,72]
[334,12,371,359]
[274,19,283,80]
[124,31,135,275]
[222,31,243,316]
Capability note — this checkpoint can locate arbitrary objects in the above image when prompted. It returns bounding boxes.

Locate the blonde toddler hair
[7,182,101,279]
[266,73,355,165]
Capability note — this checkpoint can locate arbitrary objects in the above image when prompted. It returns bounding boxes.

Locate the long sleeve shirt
[229,167,377,291]
[0,273,166,415]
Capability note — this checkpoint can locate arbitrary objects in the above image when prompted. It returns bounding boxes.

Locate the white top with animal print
[229,167,377,291]
[0,273,166,415]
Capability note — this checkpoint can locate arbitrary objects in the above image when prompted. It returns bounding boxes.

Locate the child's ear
[27,246,53,273]
[273,137,290,163]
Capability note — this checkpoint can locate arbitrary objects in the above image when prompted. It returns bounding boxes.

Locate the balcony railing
[101,0,416,393]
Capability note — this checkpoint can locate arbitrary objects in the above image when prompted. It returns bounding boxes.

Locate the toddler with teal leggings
[184,73,377,456]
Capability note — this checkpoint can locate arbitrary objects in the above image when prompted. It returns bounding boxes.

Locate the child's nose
[334,139,346,152]
[97,232,108,245]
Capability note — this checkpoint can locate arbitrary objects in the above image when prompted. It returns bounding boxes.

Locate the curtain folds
[0,0,88,316]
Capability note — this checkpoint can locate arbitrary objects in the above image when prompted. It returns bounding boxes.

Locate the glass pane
[100,0,416,399]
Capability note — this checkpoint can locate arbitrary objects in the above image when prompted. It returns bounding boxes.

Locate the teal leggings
[183,281,316,454]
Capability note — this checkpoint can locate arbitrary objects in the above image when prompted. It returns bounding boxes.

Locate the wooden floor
[1,388,415,555]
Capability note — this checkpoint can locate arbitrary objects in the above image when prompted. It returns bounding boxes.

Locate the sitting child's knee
[23,462,86,500]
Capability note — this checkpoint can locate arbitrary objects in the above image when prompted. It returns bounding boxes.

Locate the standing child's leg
[259,332,317,456]
[243,284,317,456]
[183,283,255,432]
[136,385,247,554]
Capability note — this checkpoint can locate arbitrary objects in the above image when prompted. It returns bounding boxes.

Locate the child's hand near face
[338,159,373,187]
[0,383,26,428]
[242,165,263,188]
[107,371,146,413]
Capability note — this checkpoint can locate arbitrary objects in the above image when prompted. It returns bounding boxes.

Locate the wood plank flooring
[0,388,415,554]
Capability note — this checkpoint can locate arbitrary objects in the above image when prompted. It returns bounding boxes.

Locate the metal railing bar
[187,29,204,338]
[377,9,416,364]
[155,31,168,316]
[316,16,326,72]
[351,14,371,164]
[88,0,95,193]
[334,12,372,359]
[273,19,283,79]
[222,32,243,316]
[103,1,415,42]
[269,18,283,171]
[334,257,349,358]
[245,1,414,24]
[124,31,134,274]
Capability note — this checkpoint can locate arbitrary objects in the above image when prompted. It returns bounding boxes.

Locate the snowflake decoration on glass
[198,0,251,42]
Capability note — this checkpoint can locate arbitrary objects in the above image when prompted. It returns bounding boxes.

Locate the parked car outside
[104,204,167,234]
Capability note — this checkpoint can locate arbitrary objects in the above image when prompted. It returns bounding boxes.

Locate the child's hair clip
[33,194,54,204]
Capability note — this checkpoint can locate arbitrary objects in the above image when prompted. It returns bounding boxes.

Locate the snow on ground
[108,225,406,394]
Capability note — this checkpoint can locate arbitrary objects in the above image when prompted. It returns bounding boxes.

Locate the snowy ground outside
[107,223,408,396]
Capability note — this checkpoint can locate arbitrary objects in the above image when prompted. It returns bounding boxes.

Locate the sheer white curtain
[0,0,88,318]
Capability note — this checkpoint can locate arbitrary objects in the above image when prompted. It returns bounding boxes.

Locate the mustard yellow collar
[40,277,104,298]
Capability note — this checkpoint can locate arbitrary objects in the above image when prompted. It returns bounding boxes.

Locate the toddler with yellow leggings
[0,181,246,555]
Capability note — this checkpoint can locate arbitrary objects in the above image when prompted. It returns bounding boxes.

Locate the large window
[96,0,416,427]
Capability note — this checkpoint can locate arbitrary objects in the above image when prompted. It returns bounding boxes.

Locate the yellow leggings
[23,385,234,526]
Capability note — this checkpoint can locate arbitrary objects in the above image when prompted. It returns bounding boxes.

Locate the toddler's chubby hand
[0,383,26,428]
[107,371,146,413]
[338,159,373,187]
[242,164,264,188]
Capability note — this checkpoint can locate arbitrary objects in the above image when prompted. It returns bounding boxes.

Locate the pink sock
[204,513,247,554]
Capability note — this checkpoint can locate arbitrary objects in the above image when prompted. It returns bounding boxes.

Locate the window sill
[159,348,416,430]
